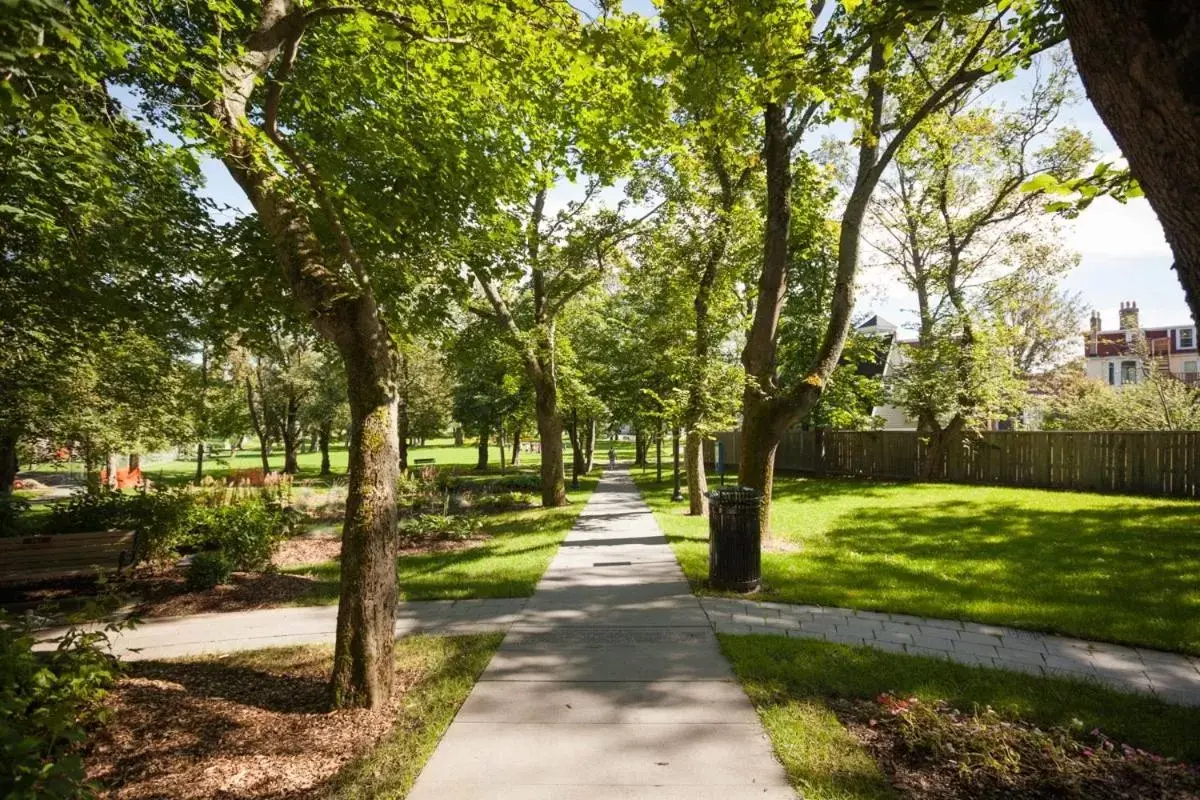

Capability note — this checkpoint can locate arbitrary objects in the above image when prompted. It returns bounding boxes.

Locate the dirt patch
[838,695,1200,800]
[273,531,342,568]
[763,538,803,554]
[86,648,421,799]
[130,572,330,618]
[398,533,488,557]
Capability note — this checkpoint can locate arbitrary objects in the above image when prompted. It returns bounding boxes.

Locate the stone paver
[408,469,794,799]
[700,597,1200,706]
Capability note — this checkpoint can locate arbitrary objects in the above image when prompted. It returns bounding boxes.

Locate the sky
[185,1,1194,339]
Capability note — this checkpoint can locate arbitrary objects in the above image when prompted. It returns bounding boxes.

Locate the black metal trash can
[707,487,763,592]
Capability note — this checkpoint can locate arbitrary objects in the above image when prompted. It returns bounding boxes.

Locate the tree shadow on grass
[763,499,1200,653]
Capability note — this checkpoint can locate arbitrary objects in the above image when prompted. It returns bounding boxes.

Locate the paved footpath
[34,598,530,661]
[407,468,794,799]
[702,598,1200,707]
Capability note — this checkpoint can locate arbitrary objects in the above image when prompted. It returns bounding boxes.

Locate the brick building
[1083,301,1198,387]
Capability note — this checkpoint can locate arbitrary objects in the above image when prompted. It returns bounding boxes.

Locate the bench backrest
[0,530,136,585]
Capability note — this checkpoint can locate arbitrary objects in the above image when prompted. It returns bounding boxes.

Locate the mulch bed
[86,648,418,799]
[3,529,490,620]
[837,694,1200,799]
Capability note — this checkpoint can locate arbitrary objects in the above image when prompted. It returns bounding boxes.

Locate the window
[1179,328,1196,349]
[1108,362,1115,385]
[1121,360,1138,385]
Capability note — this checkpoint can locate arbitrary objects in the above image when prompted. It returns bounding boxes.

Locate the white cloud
[1066,196,1170,260]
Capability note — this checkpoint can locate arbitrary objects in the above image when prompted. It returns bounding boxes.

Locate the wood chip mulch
[86,649,420,799]
[128,572,330,618]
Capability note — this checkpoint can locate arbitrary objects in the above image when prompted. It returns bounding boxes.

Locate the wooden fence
[705,429,1200,498]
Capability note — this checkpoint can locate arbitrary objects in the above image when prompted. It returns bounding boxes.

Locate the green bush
[397,513,482,544]
[0,614,122,799]
[475,491,533,511]
[0,495,32,538]
[182,502,288,571]
[186,551,233,590]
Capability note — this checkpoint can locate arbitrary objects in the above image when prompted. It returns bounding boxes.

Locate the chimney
[1118,301,1140,332]
[1089,311,1102,335]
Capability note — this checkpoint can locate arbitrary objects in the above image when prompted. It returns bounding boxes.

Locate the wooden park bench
[413,458,436,466]
[0,530,138,585]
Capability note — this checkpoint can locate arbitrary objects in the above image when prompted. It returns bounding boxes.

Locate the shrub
[0,494,31,538]
[186,551,233,590]
[182,502,288,571]
[475,491,533,511]
[397,513,482,544]
[0,613,123,799]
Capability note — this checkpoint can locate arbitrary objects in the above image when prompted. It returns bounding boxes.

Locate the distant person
[609,447,617,469]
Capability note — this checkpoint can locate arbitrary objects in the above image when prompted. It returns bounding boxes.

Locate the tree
[1039,360,1200,431]
[1,35,212,493]
[870,51,1092,468]
[667,0,1061,534]
[397,338,452,469]
[125,0,622,708]
[1059,2,1200,326]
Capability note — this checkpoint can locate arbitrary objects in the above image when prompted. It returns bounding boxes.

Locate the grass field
[635,472,1200,655]
[21,436,633,486]
[721,635,1200,799]
[284,474,600,602]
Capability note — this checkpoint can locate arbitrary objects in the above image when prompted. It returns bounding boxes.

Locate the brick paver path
[704,598,1200,707]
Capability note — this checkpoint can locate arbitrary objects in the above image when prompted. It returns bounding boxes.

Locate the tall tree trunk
[1061,2,1200,324]
[685,430,708,516]
[535,378,566,506]
[213,3,401,708]
[0,431,19,496]
[510,424,521,466]
[246,376,271,474]
[282,393,300,474]
[634,428,645,467]
[397,348,409,472]
[454,426,464,446]
[568,411,586,477]
[582,418,596,474]
[498,424,506,473]
[397,399,409,472]
[128,453,140,472]
[319,421,332,476]
[105,453,119,491]
[330,342,399,710]
[196,345,208,483]
[231,434,245,460]
[738,45,887,537]
[476,425,490,470]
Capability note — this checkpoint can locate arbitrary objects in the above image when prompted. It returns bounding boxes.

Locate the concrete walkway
[407,468,795,799]
[34,598,528,661]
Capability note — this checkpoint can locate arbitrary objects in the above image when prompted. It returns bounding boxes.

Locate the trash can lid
[706,486,764,505]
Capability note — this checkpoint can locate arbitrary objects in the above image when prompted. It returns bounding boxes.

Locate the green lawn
[23,435,628,486]
[284,475,599,602]
[721,635,1200,800]
[635,472,1200,655]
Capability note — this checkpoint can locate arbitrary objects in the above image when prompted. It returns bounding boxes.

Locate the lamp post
[671,425,683,502]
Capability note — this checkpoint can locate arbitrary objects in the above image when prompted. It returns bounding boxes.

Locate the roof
[856,315,897,334]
